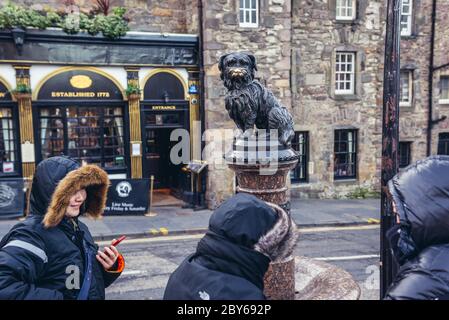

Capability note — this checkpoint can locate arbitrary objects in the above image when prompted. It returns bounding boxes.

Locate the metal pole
[427,0,437,156]
[380,0,402,299]
[145,175,157,217]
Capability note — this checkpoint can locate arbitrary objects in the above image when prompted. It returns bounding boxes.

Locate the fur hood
[254,202,298,262]
[43,164,110,228]
[207,193,298,263]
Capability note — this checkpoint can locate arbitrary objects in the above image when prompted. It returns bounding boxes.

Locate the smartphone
[111,235,126,247]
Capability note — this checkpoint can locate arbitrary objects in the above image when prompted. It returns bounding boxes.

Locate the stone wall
[432,0,449,152]
[290,0,385,199]
[398,0,431,163]
[202,0,292,208]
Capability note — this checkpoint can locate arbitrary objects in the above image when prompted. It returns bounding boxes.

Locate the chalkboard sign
[103,179,150,215]
[0,179,24,218]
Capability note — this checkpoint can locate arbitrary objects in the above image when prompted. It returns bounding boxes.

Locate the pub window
[401,0,413,37]
[336,0,356,21]
[439,76,449,104]
[0,107,19,175]
[39,106,126,169]
[438,133,449,155]
[400,70,413,107]
[399,142,412,168]
[290,131,309,183]
[239,0,258,28]
[334,129,357,180]
[335,52,355,95]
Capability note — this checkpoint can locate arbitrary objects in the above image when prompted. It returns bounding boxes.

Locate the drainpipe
[427,0,437,156]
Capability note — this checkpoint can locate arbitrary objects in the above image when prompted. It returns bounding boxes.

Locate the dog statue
[219,52,295,147]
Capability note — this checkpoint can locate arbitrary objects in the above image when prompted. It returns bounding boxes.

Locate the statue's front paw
[242,129,254,138]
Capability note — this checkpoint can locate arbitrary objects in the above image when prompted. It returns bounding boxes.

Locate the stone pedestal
[225,133,299,300]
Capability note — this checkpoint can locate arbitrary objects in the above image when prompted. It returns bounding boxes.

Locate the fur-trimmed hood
[29,157,110,228]
[208,193,298,263]
[254,202,298,262]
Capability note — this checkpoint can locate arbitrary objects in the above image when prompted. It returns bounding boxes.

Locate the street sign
[103,179,150,215]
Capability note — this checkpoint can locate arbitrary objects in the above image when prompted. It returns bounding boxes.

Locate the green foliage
[11,83,32,94]
[347,187,380,199]
[0,4,129,39]
[125,84,141,96]
[101,8,129,39]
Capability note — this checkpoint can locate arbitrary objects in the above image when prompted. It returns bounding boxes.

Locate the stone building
[0,0,448,213]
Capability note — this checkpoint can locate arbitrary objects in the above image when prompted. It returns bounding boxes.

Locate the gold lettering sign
[51,92,110,98]
[70,75,92,89]
[152,105,176,110]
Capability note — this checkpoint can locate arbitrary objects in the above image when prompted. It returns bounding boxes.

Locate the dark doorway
[143,127,184,191]
[141,103,190,201]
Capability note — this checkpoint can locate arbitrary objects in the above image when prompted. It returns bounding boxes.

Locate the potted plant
[11,83,32,100]
[125,84,141,100]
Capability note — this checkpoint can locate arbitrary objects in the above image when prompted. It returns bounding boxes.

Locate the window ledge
[401,35,417,40]
[335,19,355,24]
[238,24,259,29]
[333,94,360,101]
[439,100,449,105]
[333,178,358,184]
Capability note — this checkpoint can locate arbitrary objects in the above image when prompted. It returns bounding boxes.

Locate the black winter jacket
[0,157,122,300]
[385,155,449,300]
[163,193,297,300]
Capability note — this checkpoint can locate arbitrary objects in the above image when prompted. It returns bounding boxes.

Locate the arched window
[143,72,185,101]
[35,69,127,172]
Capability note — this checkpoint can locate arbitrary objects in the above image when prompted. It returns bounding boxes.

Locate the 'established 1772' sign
[103,179,150,215]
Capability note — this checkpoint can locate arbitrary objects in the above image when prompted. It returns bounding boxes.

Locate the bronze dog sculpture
[219,52,295,147]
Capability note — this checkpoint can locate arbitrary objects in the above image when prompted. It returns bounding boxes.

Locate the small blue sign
[188,84,198,94]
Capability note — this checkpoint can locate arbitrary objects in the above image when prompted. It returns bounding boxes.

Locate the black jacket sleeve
[101,254,125,288]
[384,268,448,300]
[0,228,63,300]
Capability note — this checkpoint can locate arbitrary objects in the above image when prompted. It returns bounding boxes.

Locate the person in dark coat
[385,155,449,300]
[0,156,125,300]
[163,193,298,300]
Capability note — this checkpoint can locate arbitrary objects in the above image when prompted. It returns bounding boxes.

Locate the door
[143,128,184,191]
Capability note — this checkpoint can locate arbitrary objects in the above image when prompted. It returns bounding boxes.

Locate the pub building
[0,28,202,215]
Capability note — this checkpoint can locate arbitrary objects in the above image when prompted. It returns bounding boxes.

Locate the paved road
[103,225,380,300]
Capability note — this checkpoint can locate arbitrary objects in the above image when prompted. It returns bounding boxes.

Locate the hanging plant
[10,83,32,100]
[125,84,142,97]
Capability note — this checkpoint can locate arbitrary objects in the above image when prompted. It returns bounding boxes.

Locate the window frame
[439,76,449,105]
[239,0,259,28]
[290,131,309,183]
[34,103,128,173]
[438,133,449,155]
[335,0,356,21]
[400,0,413,37]
[400,70,413,107]
[0,104,21,177]
[335,52,356,95]
[334,129,358,181]
[398,141,412,168]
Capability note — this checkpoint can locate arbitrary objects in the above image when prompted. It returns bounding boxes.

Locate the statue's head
[218,52,257,90]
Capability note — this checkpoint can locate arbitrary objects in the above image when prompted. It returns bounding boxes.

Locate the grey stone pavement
[0,199,381,241]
